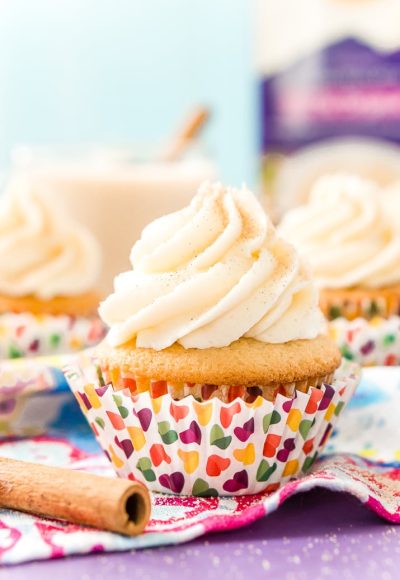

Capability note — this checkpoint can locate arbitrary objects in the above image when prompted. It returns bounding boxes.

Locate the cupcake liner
[329,316,400,366]
[0,312,106,359]
[320,290,400,321]
[64,359,360,496]
[98,363,334,403]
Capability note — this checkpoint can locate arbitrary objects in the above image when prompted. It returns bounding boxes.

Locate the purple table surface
[2,489,399,579]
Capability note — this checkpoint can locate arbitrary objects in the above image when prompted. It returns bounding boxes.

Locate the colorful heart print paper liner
[329,316,400,366]
[64,360,360,496]
[0,312,106,359]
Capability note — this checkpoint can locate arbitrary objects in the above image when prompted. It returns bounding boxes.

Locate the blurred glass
[11,142,216,294]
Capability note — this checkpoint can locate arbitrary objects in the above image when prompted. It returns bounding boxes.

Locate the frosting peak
[279,174,400,289]
[100,182,325,350]
[0,177,101,299]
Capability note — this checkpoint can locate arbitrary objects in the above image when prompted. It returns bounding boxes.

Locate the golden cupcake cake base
[96,335,341,403]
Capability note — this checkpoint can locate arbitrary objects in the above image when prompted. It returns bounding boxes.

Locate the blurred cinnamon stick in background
[162,106,210,161]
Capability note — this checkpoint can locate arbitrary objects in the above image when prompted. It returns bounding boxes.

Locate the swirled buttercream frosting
[279,174,400,290]
[0,177,101,299]
[99,182,325,350]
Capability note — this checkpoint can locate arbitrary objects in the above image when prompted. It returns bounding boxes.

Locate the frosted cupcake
[279,174,400,366]
[0,177,106,358]
[64,182,359,496]
[97,182,341,401]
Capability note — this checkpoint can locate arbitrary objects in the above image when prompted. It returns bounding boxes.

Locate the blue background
[0,0,257,185]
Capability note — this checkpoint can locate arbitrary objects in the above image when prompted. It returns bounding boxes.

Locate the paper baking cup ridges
[320,289,400,321]
[64,359,360,496]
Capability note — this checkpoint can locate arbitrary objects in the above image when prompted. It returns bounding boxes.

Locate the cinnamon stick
[162,106,210,161]
[0,457,151,536]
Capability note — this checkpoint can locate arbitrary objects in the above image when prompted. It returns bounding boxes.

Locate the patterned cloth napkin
[0,366,399,565]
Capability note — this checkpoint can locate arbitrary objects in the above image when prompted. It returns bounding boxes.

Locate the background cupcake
[0,177,106,358]
[66,182,359,496]
[279,173,400,366]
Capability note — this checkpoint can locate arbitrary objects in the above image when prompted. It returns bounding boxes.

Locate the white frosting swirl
[100,182,325,350]
[0,177,101,299]
[279,174,400,289]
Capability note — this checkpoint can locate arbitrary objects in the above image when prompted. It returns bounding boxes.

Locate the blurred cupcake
[0,177,106,358]
[382,181,400,233]
[65,182,359,496]
[279,174,400,366]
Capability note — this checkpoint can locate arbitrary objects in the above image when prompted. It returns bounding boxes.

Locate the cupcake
[65,182,359,496]
[279,174,400,366]
[0,177,106,358]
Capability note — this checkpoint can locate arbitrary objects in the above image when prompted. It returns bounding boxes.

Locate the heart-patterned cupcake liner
[64,359,360,496]
[0,312,106,359]
[320,289,400,321]
[329,316,400,366]
[98,361,335,403]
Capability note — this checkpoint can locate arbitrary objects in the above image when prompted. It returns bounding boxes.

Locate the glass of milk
[11,144,216,294]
